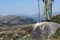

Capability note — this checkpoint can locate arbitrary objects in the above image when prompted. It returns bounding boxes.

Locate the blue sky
[0,0,60,16]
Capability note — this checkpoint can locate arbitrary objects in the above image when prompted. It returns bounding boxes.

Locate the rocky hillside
[0,15,37,26]
[0,22,60,40]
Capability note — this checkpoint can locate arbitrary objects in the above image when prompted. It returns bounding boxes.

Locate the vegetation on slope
[51,14,60,24]
[1,25,60,40]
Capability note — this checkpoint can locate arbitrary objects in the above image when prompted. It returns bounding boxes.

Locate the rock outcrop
[31,22,60,40]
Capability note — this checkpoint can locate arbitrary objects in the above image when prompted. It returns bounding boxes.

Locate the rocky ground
[31,22,60,40]
[0,22,60,40]
[0,24,33,40]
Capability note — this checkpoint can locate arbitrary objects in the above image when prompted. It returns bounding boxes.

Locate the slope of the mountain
[0,15,37,26]
[51,14,60,23]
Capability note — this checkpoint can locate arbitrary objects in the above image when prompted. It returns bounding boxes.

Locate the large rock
[31,22,60,40]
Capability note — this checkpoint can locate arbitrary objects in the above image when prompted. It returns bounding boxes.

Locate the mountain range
[0,15,37,26]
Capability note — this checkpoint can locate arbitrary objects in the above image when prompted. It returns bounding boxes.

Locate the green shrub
[51,14,60,24]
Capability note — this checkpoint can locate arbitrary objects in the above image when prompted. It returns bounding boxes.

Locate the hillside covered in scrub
[51,14,60,23]
[0,22,60,40]
[0,14,60,40]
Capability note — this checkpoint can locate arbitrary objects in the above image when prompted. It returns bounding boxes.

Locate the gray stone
[31,22,60,40]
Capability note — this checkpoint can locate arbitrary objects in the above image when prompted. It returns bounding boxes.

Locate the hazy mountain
[0,15,37,26]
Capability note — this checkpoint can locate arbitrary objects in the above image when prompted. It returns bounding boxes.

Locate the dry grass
[0,24,60,40]
[0,24,33,40]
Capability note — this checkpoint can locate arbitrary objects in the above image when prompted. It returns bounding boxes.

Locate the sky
[0,0,60,17]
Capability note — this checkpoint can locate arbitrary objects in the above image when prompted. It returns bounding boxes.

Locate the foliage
[2,25,33,40]
[51,14,60,24]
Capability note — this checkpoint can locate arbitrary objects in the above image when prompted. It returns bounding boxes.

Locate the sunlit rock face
[31,22,60,39]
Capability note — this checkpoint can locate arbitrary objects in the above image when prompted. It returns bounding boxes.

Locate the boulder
[31,22,60,40]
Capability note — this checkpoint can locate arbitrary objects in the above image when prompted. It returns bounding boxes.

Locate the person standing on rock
[43,0,54,21]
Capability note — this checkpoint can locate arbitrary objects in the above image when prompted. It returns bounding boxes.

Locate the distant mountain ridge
[0,15,37,26]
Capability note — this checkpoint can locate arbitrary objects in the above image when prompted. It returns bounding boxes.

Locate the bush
[51,14,60,24]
